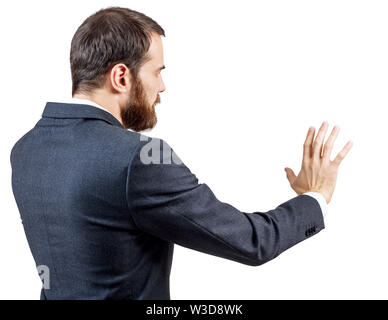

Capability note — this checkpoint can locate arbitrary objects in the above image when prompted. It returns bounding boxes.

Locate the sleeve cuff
[302,192,328,218]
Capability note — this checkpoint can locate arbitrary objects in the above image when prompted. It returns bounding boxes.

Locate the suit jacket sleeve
[126,138,325,266]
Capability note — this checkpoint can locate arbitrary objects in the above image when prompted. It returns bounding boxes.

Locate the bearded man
[10,6,352,300]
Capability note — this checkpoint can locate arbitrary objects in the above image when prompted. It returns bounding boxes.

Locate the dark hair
[70,7,165,96]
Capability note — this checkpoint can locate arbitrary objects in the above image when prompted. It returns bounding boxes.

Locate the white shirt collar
[59,97,115,117]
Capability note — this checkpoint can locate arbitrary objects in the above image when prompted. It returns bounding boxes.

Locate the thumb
[284,167,296,184]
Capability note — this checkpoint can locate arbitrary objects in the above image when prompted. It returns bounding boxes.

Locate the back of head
[70,6,165,96]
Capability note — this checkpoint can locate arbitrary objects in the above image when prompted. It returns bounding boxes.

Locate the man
[10,7,352,300]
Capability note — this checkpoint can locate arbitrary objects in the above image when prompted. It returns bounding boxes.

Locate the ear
[109,63,131,93]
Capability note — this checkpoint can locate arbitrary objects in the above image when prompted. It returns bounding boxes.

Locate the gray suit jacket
[10,102,325,300]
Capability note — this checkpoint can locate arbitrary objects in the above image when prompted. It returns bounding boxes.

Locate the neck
[72,92,123,126]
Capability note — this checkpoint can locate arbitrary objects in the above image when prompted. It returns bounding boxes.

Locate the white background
[1,0,387,299]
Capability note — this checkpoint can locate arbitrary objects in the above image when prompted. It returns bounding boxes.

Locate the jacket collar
[42,102,123,129]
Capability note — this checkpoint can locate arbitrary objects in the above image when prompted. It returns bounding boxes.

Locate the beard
[120,75,160,132]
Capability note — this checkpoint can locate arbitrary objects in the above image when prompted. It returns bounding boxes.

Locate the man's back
[10,102,173,299]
